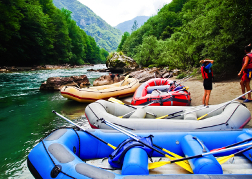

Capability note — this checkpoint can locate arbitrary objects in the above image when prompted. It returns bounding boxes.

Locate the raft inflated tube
[181,135,223,174]
[129,108,146,118]
[236,133,252,160]
[122,148,149,175]
[146,85,170,93]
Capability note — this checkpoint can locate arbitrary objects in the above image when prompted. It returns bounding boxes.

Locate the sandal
[243,99,252,103]
[238,97,246,100]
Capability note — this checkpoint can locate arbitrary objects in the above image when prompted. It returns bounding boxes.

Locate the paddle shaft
[211,137,252,152]
[197,89,252,120]
[100,118,170,157]
[52,110,116,149]
[167,142,252,164]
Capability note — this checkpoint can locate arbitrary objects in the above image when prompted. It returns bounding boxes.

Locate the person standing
[200,59,214,106]
[238,45,252,102]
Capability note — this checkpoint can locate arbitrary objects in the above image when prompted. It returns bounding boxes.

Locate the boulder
[127,67,172,83]
[40,75,90,91]
[106,52,139,73]
[93,74,125,86]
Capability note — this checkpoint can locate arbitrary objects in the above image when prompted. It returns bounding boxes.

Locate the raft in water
[27,128,252,178]
[85,99,251,130]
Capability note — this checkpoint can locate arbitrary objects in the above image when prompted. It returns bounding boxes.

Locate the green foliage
[131,20,138,32]
[176,73,187,79]
[120,0,252,77]
[117,32,130,52]
[0,0,109,66]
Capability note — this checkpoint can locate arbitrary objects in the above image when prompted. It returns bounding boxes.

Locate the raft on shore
[85,99,251,130]
[27,128,252,178]
[131,78,191,106]
[60,78,139,103]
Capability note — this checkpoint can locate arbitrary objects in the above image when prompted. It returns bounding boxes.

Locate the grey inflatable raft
[85,99,251,130]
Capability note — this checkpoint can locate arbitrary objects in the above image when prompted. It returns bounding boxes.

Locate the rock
[127,67,172,83]
[93,74,125,86]
[40,75,90,91]
[106,52,139,73]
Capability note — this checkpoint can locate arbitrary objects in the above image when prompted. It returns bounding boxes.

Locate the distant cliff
[115,16,150,33]
[53,0,122,52]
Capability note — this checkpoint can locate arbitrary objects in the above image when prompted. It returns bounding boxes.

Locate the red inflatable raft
[131,78,191,106]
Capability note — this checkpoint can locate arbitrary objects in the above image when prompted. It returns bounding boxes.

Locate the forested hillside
[115,16,150,33]
[119,0,252,77]
[53,0,122,52]
[0,0,109,66]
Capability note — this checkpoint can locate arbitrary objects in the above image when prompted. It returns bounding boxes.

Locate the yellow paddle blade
[156,115,168,119]
[148,161,171,169]
[120,75,129,86]
[108,97,124,105]
[149,154,193,173]
[217,154,235,164]
[162,148,189,164]
[197,114,207,120]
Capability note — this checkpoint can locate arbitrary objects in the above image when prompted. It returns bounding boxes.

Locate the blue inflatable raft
[27,128,252,178]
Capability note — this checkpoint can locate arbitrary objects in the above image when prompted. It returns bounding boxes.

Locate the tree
[117,32,130,52]
[131,20,138,32]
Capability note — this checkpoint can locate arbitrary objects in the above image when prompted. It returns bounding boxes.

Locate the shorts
[203,79,212,90]
[241,71,251,82]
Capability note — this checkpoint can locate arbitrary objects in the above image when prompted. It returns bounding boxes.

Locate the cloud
[77,0,172,26]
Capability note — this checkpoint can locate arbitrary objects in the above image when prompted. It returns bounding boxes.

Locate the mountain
[115,16,150,33]
[53,0,122,52]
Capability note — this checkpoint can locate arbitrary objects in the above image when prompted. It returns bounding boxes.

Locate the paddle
[156,110,184,119]
[99,118,193,173]
[52,110,117,150]
[210,137,252,152]
[120,75,129,86]
[148,142,252,169]
[197,90,252,120]
[164,105,209,119]
[108,97,157,117]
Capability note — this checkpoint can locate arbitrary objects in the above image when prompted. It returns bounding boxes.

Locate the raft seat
[183,110,197,120]
[181,134,223,174]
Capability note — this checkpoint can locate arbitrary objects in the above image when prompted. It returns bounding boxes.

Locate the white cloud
[77,0,172,26]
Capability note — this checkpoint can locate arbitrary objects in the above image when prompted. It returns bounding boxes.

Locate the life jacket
[201,65,213,80]
[243,53,252,69]
[108,135,154,169]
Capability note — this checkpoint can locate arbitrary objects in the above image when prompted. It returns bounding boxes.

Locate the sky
[77,0,173,27]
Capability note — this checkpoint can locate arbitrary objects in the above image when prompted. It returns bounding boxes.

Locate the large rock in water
[93,74,125,86]
[106,52,139,73]
[40,75,90,91]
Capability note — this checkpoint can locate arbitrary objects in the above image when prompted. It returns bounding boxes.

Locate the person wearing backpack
[200,58,214,106]
[238,45,252,102]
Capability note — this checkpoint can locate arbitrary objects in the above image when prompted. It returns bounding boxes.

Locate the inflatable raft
[85,99,251,130]
[131,78,191,106]
[61,78,139,103]
[27,127,252,178]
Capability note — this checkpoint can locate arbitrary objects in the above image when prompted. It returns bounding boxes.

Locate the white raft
[85,99,251,130]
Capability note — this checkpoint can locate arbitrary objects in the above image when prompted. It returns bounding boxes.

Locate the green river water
[0,64,108,178]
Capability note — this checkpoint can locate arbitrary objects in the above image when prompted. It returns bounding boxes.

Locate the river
[0,64,108,178]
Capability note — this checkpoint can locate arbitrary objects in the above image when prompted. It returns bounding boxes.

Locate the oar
[217,145,252,164]
[108,97,157,117]
[52,110,117,150]
[120,75,129,86]
[211,137,252,152]
[197,90,252,120]
[99,118,193,173]
[148,142,252,169]
[156,110,184,119]
[165,105,209,119]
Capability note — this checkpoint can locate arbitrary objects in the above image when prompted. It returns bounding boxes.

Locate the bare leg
[205,90,212,106]
[202,90,207,105]
[240,80,246,98]
[244,81,252,100]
